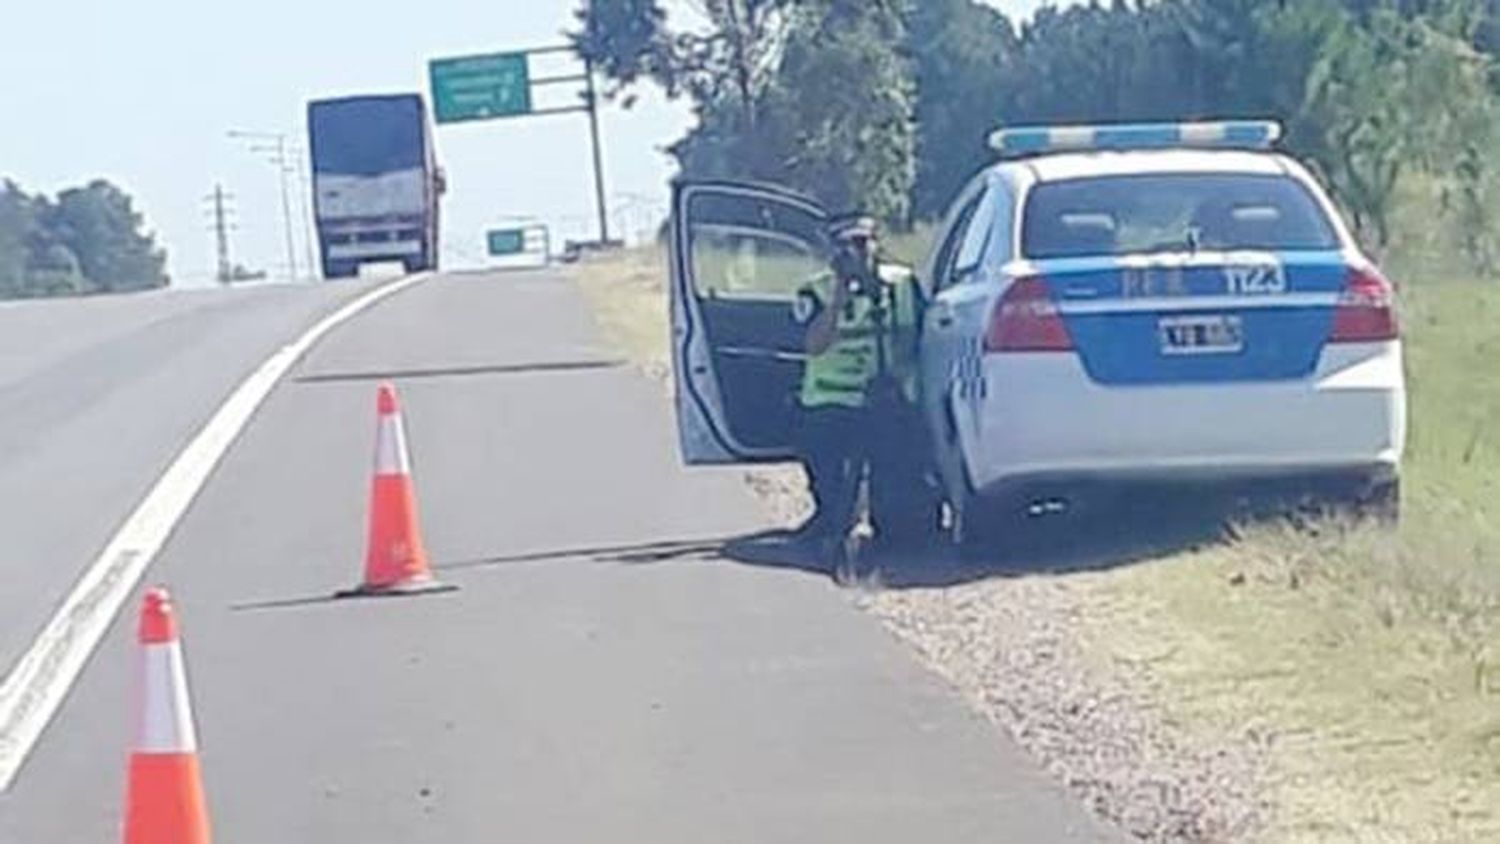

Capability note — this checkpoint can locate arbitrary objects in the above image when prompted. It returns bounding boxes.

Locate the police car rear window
[1021,173,1339,259]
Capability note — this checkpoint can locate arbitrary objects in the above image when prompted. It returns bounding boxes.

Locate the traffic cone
[338,382,455,598]
[123,587,212,844]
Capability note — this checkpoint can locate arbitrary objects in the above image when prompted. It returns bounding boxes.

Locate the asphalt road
[0,271,1112,841]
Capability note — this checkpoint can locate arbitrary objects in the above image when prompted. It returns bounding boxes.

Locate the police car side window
[981,185,1016,266]
[953,189,999,280]
[933,194,984,291]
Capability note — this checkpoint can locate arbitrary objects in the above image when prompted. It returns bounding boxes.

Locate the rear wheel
[1354,477,1401,525]
[322,259,358,280]
[953,490,1025,561]
[403,245,437,274]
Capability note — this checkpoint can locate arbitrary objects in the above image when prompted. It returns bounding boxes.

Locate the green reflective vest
[798,263,920,409]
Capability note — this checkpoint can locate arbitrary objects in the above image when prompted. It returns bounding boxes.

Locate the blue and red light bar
[988,120,1283,158]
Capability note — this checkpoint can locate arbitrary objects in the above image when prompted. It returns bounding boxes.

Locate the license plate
[1158,314,1243,355]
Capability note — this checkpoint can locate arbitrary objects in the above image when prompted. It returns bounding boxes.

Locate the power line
[228,130,301,282]
[288,156,318,278]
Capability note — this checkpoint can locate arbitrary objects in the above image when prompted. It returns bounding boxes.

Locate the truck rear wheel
[322,260,358,280]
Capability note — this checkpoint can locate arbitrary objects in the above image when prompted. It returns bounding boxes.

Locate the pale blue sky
[1,0,1069,285]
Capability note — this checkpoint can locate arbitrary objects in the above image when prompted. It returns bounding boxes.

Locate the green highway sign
[487,228,528,256]
[430,52,532,124]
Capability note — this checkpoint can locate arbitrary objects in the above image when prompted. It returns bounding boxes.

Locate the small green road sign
[487,228,527,256]
[430,52,531,124]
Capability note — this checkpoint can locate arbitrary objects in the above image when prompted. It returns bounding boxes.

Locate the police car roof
[1004,148,1290,184]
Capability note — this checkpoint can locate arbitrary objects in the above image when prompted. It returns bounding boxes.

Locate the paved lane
[1,271,1111,841]
[0,283,379,671]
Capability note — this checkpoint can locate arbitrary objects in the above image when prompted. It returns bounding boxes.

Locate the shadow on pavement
[230,593,348,612]
[434,536,738,570]
[434,495,1236,590]
[295,359,623,384]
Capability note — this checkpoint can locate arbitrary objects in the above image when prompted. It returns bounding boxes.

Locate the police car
[668,121,1406,546]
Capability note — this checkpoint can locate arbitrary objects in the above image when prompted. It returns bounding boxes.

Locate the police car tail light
[985,277,1074,353]
[1330,266,1399,343]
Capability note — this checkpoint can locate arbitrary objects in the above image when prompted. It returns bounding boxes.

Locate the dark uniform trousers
[797,383,937,547]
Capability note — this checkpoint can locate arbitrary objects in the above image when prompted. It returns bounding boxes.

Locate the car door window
[687,191,827,301]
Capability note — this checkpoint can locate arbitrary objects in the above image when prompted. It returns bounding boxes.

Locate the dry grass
[572,245,674,384]
[569,243,1500,842]
[1072,279,1500,840]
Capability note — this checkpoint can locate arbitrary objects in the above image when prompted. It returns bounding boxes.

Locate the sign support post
[429,46,613,247]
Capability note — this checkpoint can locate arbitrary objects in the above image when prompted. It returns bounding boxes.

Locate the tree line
[0,180,168,299]
[577,0,1500,270]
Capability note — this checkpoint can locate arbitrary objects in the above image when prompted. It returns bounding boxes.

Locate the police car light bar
[987,120,1283,157]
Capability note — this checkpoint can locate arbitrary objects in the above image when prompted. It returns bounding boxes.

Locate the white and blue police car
[666,121,1405,547]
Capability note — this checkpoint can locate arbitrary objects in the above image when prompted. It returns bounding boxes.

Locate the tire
[1355,477,1401,525]
[953,490,1023,561]
[322,260,358,280]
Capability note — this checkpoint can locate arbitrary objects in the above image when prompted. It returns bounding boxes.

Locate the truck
[307,94,445,278]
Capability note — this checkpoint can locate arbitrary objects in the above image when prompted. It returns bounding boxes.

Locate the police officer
[791,213,932,558]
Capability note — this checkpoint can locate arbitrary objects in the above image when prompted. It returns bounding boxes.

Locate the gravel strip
[741,468,1268,842]
[862,579,1268,842]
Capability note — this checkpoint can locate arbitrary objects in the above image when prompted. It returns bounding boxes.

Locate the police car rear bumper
[970,464,1399,525]
[962,340,1405,496]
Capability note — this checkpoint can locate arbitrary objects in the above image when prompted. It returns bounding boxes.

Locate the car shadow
[724,501,1232,589]
[435,494,1237,590]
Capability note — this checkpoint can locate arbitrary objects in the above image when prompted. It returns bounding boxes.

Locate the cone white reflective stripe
[134,640,198,754]
[373,412,412,477]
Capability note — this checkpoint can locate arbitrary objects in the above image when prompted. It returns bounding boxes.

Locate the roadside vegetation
[0,180,168,299]
[578,0,1500,269]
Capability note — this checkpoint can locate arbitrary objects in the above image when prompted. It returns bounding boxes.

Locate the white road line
[0,271,433,791]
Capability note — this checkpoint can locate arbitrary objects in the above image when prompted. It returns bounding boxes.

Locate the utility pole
[272,135,297,281]
[289,155,318,277]
[209,184,233,284]
[583,57,611,245]
[229,130,302,281]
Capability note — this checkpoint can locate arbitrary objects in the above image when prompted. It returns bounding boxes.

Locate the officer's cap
[828,213,878,242]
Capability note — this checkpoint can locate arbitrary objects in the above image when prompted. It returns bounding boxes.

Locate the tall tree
[904,0,1019,218]
[756,0,915,220]
[576,0,916,223]
[45,181,168,293]
[575,0,796,177]
[0,182,32,298]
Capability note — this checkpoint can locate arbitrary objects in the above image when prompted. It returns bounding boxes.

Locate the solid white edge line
[0,271,434,791]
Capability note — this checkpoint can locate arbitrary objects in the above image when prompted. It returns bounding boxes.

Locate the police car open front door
[670,180,830,464]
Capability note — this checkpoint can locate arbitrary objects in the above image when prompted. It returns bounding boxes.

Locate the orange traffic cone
[123,587,212,844]
[338,382,455,598]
